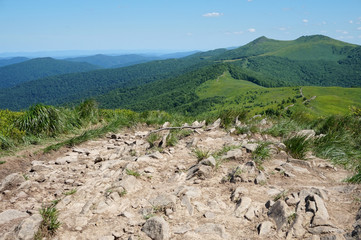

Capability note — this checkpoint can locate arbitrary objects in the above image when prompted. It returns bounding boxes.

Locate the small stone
[173,224,192,234]
[94,156,103,163]
[258,221,273,236]
[204,212,216,219]
[268,200,292,230]
[230,187,249,202]
[144,167,155,173]
[195,223,228,239]
[255,171,267,184]
[234,197,252,218]
[200,156,216,167]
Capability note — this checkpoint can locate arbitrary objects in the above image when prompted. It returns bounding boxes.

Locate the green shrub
[16,104,63,137]
[284,135,311,159]
[166,133,178,147]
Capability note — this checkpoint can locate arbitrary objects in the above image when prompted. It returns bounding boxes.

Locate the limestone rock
[0,209,29,225]
[195,223,228,239]
[118,175,142,194]
[15,214,42,240]
[199,156,216,167]
[141,216,170,240]
[221,149,243,161]
[230,187,249,203]
[0,173,25,192]
[268,200,292,230]
[150,194,177,212]
[258,221,273,236]
[234,197,252,218]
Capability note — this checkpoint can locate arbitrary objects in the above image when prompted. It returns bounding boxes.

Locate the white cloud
[248,28,256,33]
[202,12,223,17]
[322,21,327,25]
[336,30,349,34]
[234,31,244,35]
[349,20,353,24]
[357,27,361,30]
[302,19,309,23]
[279,27,287,31]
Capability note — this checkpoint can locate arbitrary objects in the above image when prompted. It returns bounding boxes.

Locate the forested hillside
[0,57,29,67]
[0,35,360,111]
[0,58,100,88]
[65,54,161,68]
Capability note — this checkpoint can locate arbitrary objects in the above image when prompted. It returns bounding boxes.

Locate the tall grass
[284,135,311,159]
[16,104,63,137]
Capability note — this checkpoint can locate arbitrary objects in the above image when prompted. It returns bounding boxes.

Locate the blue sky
[1,0,361,53]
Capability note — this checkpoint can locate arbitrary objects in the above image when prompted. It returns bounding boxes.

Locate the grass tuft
[34,203,61,239]
[194,148,210,161]
[284,135,311,159]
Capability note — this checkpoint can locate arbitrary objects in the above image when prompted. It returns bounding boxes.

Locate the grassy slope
[302,87,361,115]
[195,71,361,116]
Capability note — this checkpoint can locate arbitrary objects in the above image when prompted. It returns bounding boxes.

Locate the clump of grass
[63,189,77,196]
[194,148,210,161]
[252,142,270,169]
[265,119,302,137]
[16,104,63,137]
[216,108,248,129]
[120,189,127,197]
[76,99,99,124]
[288,213,297,224]
[284,135,311,159]
[0,160,6,165]
[166,133,178,147]
[273,190,288,201]
[234,126,249,135]
[34,203,61,239]
[0,134,13,150]
[147,133,161,148]
[126,169,141,178]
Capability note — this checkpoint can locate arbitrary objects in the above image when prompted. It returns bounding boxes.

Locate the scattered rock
[268,200,292,230]
[0,173,25,192]
[195,223,228,239]
[142,217,170,240]
[15,214,42,240]
[258,221,273,236]
[234,197,252,218]
[0,209,29,225]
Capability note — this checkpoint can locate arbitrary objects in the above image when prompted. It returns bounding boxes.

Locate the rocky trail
[0,119,360,240]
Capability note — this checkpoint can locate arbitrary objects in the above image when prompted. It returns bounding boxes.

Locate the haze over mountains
[0,35,360,111]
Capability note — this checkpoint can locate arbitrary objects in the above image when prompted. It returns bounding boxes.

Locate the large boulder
[0,173,25,192]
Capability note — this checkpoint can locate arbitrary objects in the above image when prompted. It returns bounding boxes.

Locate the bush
[76,99,99,124]
[216,108,248,129]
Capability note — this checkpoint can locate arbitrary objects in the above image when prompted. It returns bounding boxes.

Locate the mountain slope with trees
[0,57,100,88]
[0,35,360,111]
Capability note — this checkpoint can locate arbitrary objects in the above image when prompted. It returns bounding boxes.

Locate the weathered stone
[181,195,193,216]
[0,209,28,225]
[312,194,330,226]
[55,156,68,165]
[94,156,103,164]
[173,223,192,234]
[150,194,177,212]
[243,143,258,152]
[234,197,252,218]
[281,162,310,174]
[0,173,25,192]
[142,217,170,240]
[15,214,42,240]
[230,187,249,202]
[255,171,267,184]
[119,175,142,193]
[258,221,273,236]
[195,223,228,239]
[199,156,216,167]
[204,211,216,219]
[268,200,292,230]
[245,206,256,221]
[221,149,243,161]
[206,118,221,131]
[308,226,344,235]
[187,164,212,180]
[144,167,155,173]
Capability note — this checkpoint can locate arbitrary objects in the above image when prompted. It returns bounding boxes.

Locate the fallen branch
[147,125,204,135]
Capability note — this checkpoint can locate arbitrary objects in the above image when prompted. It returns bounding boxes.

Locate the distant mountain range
[0,35,360,111]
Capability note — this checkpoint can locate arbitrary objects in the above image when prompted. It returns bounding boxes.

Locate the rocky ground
[0,119,360,240]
